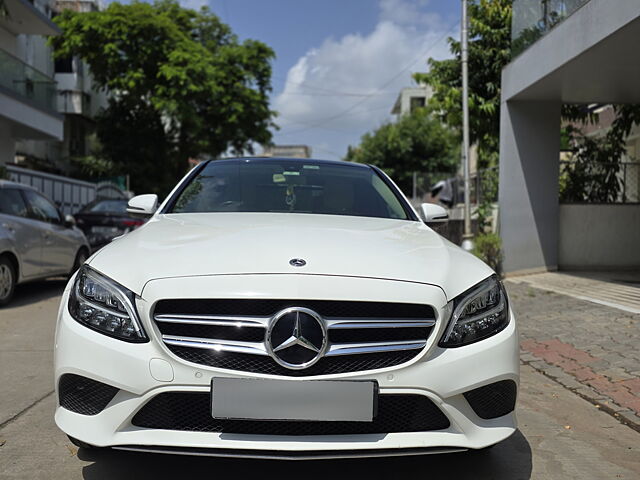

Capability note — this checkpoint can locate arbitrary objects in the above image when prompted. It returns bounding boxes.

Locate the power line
[272,75,387,97]
[277,105,393,125]
[277,91,397,98]
[275,105,394,136]
[277,21,459,137]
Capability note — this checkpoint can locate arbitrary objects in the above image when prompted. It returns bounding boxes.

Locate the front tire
[67,435,96,450]
[0,256,16,307]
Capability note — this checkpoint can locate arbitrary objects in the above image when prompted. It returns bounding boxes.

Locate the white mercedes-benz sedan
[54,157,519,460]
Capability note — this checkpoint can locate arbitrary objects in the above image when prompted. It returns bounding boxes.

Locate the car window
[22,190,62,224]
[169,160,410,221]
[0,189,29,218]
[81,199,128,214]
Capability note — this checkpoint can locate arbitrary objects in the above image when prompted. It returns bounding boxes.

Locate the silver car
[0,180,90,306]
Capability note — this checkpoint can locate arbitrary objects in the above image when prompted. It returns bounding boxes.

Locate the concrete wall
[499,101,561,274]
[559,204,640,269]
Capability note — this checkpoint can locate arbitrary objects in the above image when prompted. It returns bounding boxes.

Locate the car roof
[0,179,38,191]
[208,157,371,169]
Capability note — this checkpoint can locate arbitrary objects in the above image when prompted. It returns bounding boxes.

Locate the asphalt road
[1,279,639,479]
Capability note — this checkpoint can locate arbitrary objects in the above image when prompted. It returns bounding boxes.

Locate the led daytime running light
[439,275,509,348]
[69,265,147,342]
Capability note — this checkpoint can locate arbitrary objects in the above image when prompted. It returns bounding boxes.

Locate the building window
[410,96,426,113]
[54,56,73,73]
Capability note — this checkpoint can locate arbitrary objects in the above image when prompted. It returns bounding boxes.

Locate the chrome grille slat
[155,314,269,328]
[153,299,436,375]
[326,340,427,356]
[326,319,435,329]
[162,335,268,356]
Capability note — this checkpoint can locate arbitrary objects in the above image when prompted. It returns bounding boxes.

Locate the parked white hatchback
[54,158,518,459]
[0,180,90,305]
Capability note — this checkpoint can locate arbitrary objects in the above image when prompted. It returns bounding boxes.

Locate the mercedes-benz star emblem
[266,307,326,370]
[289,258,306,267]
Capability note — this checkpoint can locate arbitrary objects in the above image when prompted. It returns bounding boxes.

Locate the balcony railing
[0,48,57,112]
[512,0,591,56]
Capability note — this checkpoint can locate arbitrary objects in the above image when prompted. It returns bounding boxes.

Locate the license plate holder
[211,377,378,422]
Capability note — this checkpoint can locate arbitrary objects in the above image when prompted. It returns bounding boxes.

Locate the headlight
[439,275,509,348]
[68,265,148,342]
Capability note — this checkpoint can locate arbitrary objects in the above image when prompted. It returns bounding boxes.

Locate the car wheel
[67,435,96,450]
[0,256,16,307]
[70,248,89,276]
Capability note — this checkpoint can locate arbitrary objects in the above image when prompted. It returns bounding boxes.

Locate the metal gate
[6,165,126,215]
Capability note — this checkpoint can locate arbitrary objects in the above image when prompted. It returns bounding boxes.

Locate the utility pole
[460,0,473,251]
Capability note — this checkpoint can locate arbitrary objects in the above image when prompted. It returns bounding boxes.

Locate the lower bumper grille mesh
[131,392,450,435]
[464,380,517,419]
[58,374,119,416]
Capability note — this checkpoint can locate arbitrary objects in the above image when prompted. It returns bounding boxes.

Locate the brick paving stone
[621,378,640,395]
[506,281,640,431]
[599,367,637,383]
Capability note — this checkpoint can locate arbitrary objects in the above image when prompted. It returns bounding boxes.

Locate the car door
[21,189,76,275]
[0,188,44,279]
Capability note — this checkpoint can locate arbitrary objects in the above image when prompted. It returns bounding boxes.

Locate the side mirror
[127,194,158,217]
[420,203,449,224]
[64,214,76,228]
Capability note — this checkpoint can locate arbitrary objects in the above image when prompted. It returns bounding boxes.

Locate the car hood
[88,212,493,300]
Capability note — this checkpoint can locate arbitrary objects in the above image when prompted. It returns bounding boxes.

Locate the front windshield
[167,160,410,220]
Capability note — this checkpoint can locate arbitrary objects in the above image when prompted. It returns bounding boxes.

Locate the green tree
[415,0,640,205]
[51,0,275,194]
[344,109,459,194]
[414,0,512,169]
[561,105,640,202]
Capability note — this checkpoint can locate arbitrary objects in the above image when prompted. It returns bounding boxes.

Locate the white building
[15,0,108,171]
[390,85,433,117]
[0,0,63,167]
[262,145,312,158]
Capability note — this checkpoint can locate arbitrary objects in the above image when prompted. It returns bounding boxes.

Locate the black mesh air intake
[463,380,517,419]
[154,299,435,319]
[166,346,419,377]
[131,392,450,434]
[58,374,119,416]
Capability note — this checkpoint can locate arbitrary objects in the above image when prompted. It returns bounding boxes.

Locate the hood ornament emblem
[289,258,306,267]
[266,307,327,370]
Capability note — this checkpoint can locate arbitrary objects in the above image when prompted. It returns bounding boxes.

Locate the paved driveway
[508,277,640,429]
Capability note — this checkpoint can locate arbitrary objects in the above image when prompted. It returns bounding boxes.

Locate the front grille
[58,374,119,415]
[464,380,517,419]
[167,346,419,377]
[131,392,450,434]
[154,299,433,318]
[153,299,436,376]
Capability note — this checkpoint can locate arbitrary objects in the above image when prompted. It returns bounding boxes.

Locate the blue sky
[190,0,460,159]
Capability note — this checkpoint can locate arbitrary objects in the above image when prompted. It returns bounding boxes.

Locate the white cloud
[273,0,455,160]
[179,0,209,10]
[379,0,442,29]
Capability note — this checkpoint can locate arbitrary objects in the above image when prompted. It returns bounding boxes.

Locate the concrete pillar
[0,119,16,167]
[499,101,561,274]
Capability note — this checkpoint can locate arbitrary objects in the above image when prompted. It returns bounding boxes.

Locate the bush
[472,233,502,274]
[0,164,9,180]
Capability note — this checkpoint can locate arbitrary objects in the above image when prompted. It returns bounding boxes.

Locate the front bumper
[54,274,519,457]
